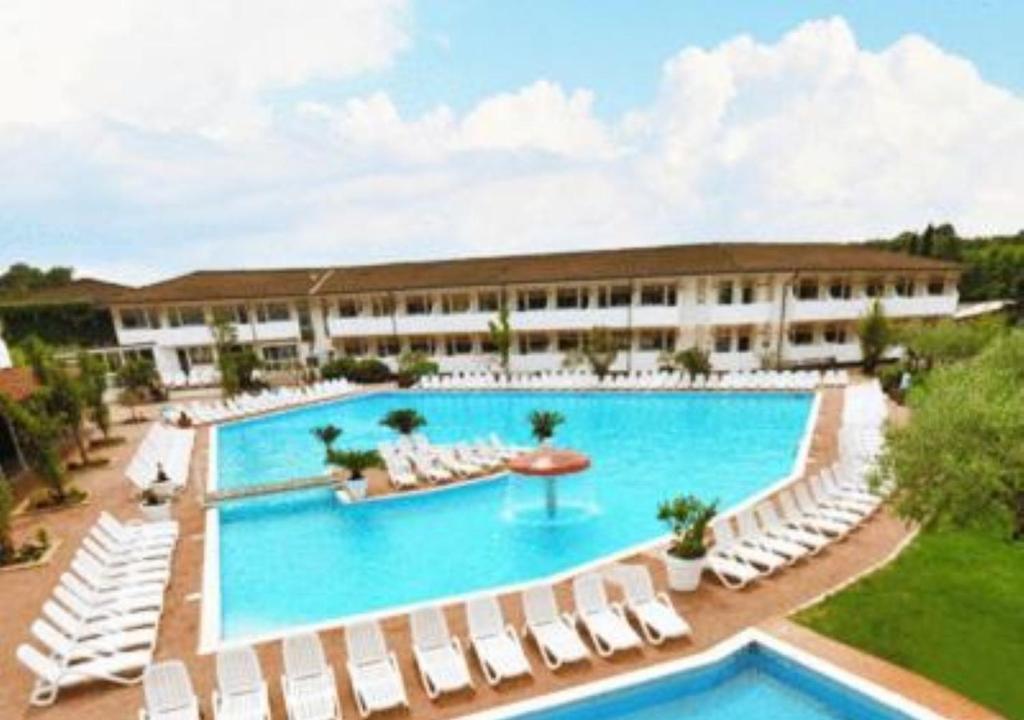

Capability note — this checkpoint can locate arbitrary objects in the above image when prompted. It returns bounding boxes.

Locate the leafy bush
[396,350,439,388]
[857,301,893,374]
[674,346,711,378]
[657,495,718,559]
[311,424,342,452]
[326,449,384,480]
[323,357,392,384]
[528,410,565,444]
[380,408,427,435]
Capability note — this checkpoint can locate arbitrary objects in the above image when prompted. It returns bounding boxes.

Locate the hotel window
[736,328,752,353]
[211,304,249,324]
[405,295,431,315]
[120,307,161,330]
[828,279,852,300]
[408,337,436,355]
[168,306,206,327]
[519,333,550,354]
[262,344,298,362]
[557,332,581,352]
[640,284,676,306]
[338,298,360,317]
[864,278,885,298]
[788,325,815,346]
[717,281,734,305]
[597,285,632,308]
[369,295,394,317]
[713,331,732,353]
[445,335,473,355]
[927,278,946,296]
[612,331,632,350]
[638,329,676,352]
[823,324,848,345]
[478,291,501,312]
[376,337,400,357]
[441,293,471,314]
[894,278,916,297]
[342,339,369,357]
[740,283,756,304]
[479,336,498,354]
[556,287,588,309]
[255,303,290,323]
[795,279,819,301]
[517,289,548,311]
[186,346,215,365]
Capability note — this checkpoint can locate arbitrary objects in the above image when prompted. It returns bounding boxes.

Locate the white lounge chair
[778,489,854,538]
[32,617,156,661]
[214,646,270,720]
[60,573,165,613]
[409,606,473,699]
[139,660,200,720]
[735,508,810,565]
[17,642,150,707]
[345,621,409,718]
[281,633,341,720]
[571,573,642,656]
[520,585,589,670]
[465,596,532,685]
[618,565,691,645]
[754,502,830,555]
[710,517,787,575]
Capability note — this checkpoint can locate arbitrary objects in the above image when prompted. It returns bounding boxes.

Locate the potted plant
[312,424,343,475]
[657,494,717,592]
[139,488,172,522]
[528,410,565,447]
[379,409,427,436]
[326,449,383,500]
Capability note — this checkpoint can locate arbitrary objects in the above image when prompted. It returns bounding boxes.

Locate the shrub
[528,410,565,444]
[321,357,356,381]
[380,408,427,435]
[657,495,718,559]
[396,350,439,388]
[326,449,384,480]
[674,347,711,378]
[858,301,893,374]
[323,357,392,384]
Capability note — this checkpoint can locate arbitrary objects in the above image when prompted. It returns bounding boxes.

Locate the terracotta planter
[662,550,705,592]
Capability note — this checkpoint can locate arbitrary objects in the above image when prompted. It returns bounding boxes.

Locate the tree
[657,495,718,559]
[395,350,439,388]
[77,351,111,439]
[0,394,66,502]
[898,317,1003,371]
[379,408,427,435]
[674,346,712,378]
[117,358,159,422]
[0,263,73,297]
[857,301,893,374]
[879,332,1024,541]
[311,424,342,453]
[487,303,513,376]
[0,481,14,563]
[210,317,263,396]
[580,326,619,379]
[325,449,383,481]
[45,369,91,465]
[528,410,565,445]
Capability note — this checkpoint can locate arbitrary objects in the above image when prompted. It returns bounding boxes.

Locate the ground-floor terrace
[0,389,998,720]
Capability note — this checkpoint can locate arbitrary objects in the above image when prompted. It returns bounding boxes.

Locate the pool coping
[198,389,822,654]
[453,628,944,720]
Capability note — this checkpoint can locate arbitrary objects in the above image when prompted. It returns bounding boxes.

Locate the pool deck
[0,387,1001,720]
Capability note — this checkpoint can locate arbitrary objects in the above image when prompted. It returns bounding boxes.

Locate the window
[612,331,632,350]
[823,324,848,344]
[894,278,916,297]
[597,285,632,308]
[788,325,815,346]
[713,331,732,353]
[556,287,588,309]
[369,295,394,317]
[557,333,581,352]
[717,281,734,305]
[439,293,470,314]
[736,329,752,353]
[262,344,298,362]
[186,346,215,365]
[342,339,369,356]
[376,337,400,357]
[338,298,360,317]
[445,335,473,355]
[478,291,501,312]
[740,283,755,304]
[795,279,819,301]
[211,304,249,324]
[518,333,550,354]
[864,278,885,298]
[638,329,676,352]
[408,337,436,355]
[927,278,946,296]
[828,279,852,300]
[517,289,548,311]
[640,284,676,306]
[120,307,161,330]
[405,295,431,315]
[168,306,206,327]
[255,303,290,323]
[479,336,498,353]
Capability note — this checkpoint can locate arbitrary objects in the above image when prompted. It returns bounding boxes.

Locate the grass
[795,529,1024,719]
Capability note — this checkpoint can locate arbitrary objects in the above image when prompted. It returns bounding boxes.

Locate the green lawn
[795,530,1024,719]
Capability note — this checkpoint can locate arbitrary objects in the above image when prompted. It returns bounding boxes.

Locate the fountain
[504,447,597,525]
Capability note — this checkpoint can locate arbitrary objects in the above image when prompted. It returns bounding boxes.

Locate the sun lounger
[571,573,642,656]
[520,584,589,670]
[465,596,532,685]
[139,660,200,720]
[735,509,810,564]
[409,606,473,698]
[32,617,156,660]
[754,501,830,554]
[618,565,691,644]
[710,517,787,574]
[214,646,270,720]
[281,633,341,720]
[345,621,409,717]
[17,643,150,707]
[778,489,854,538]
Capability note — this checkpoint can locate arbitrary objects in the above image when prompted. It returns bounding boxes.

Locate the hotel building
[104,242,960,379]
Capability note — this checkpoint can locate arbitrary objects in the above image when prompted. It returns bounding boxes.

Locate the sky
[0,0,1021,284]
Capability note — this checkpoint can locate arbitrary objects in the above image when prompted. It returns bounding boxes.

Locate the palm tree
[311,424,342,453]
[326,449,384,482]
[379,409,427,435]
[528,410,565,446]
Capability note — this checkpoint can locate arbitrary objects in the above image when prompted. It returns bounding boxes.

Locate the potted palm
[312,424,343,476]
[326,449,383,501]
[379,409,427,436]
[528,410,565,447]
[139,488,172,522]
[657,494,717,592]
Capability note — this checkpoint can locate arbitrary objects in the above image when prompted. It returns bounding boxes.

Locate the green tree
[395,350,439,388]
[77,351,111,439]
[210,317,263,396]
[325,449,383,481]
[879,332,1024,540]
[311,424,342,453]
[45,369,91,465]
[857,301,893,374]
[117,358,159,422]
[379,408,427,435]
[657,495,718,559]
[674,346,712,378]
[898,317,1003,371]
[0,394,66,502]
[528,409,565,445]
[579,326,619,379]
[487,303,513,376]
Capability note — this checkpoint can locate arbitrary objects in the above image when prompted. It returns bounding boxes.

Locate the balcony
[510,307,630,331]
[328,316,394,337]
[116,325,213,347]
[788,298,869,322]
[631,305,680,328]
[249,320,301,343]
[882,294,958,318]
[707,302,776,326]
[782,343,861,366]
[396,312,492,335]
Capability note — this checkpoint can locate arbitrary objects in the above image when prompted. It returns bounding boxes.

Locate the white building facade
[106,243,961,380]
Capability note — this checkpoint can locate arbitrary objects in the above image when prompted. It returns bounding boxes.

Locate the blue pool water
[216,391,813,639]
[508,643,917,720]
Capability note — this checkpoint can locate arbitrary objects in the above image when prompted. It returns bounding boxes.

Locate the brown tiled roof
[0,367,38,402]
[114,242,960,303]
[0,278,130,307]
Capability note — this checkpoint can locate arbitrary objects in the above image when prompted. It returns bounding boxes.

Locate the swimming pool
[464,631,939,720]
[209,391,815,643]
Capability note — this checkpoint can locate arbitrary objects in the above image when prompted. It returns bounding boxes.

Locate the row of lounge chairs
[704,382,889,590]
[418,368,849,392]
[378,433,522,489]
[140,566,687,719]
[163,366,221,389]
[169,380,352,425]
[16,513,180,706]
[126,424,195,492]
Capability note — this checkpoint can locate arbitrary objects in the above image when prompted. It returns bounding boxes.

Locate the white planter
[662,551,705,592]
[139,502,172,522]
[346,477,368,500]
